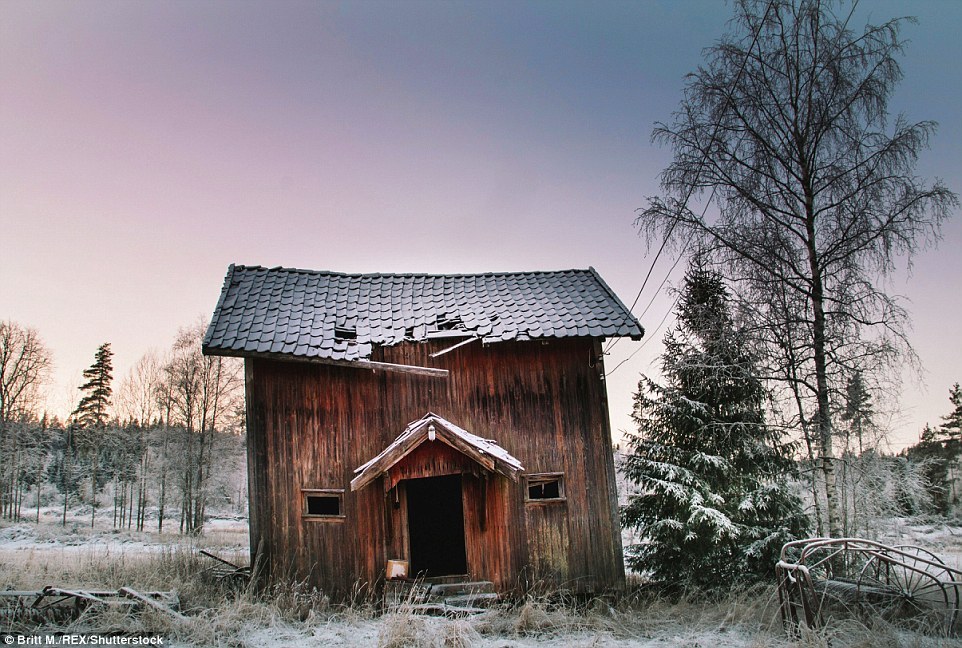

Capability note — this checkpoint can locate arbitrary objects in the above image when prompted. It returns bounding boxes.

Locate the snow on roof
[351,412,523,491]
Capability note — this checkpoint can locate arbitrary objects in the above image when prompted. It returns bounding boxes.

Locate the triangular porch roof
[350,413,523,491]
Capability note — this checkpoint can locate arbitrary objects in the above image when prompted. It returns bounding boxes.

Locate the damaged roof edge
[202,346,449,378]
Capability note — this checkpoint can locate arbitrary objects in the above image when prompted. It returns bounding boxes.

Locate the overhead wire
[605,294,680,377]
[636,243,688,323]
[603,0,777,374]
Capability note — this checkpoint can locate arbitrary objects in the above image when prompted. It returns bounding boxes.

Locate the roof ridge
[232,265,594,280]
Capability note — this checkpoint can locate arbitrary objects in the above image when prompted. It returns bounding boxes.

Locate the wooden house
[202,265,643,597]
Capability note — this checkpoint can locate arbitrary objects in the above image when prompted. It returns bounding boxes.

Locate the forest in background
[2,311,960,544]
[0,320,247,535]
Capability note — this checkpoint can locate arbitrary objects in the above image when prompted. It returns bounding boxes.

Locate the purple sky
[2,1,959,450]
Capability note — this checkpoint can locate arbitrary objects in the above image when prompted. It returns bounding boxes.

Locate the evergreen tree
[71,343,113,528]
[621,267,808,589]
[841,371,874,456]
[837,371,877,534]
[73,343,113,428]
[906,384,962,514]
[939,383,962,443]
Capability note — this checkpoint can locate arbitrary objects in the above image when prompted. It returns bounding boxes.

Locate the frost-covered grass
[2,514,961,647]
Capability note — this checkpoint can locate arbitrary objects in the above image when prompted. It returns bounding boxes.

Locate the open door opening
[407,474,467,577]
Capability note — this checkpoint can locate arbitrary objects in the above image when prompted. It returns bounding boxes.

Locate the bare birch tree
[0,321,52,520]
[637,0,957,538]
[164,323,242,534]
[118,351,163,531]
[153,361,176,533]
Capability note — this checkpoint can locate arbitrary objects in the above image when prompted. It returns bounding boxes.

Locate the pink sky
[1,1,959,450]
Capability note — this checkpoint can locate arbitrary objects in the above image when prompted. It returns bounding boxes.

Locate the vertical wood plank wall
[244,337,625,597]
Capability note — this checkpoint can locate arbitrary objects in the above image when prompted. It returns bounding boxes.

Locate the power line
[636,245,688,323]
[605,294,679,377]
[605,0,777,357]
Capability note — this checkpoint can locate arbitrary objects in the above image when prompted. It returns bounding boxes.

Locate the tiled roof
[202,265,643,362]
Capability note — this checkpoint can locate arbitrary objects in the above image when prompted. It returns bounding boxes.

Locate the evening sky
[1,0,959,449]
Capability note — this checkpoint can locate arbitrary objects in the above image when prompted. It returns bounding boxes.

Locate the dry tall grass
[1,535,958,647]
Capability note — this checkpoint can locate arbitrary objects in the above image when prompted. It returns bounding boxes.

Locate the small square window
[307,495,340,515]
[525,473,565,502]
[302,489,344,520]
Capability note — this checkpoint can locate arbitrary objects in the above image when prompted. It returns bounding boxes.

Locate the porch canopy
[351,413,523,492]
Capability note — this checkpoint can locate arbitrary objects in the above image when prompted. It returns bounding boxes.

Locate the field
[1,510,961,647]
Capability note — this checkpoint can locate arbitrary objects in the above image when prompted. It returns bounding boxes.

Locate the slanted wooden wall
[244,337,624,597]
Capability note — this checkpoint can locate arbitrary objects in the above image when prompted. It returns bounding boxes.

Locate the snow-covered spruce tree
[621,267,808,589]
[939,383,962,443]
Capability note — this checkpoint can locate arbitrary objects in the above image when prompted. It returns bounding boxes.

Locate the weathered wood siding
[243,337,625,597]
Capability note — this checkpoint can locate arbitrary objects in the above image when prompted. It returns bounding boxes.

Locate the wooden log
[200,549,242,570]
[205,348,449,378]
[119,587,189,622]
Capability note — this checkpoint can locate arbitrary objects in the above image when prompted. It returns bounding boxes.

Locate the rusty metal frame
[776,537,962,636]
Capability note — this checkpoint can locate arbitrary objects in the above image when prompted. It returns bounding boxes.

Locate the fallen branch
[119,587,188,622]
[199,549,241,570]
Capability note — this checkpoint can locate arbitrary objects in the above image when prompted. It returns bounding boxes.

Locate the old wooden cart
[776,537,962,635]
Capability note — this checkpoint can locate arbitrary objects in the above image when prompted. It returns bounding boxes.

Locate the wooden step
[406,602,490,616]
[384,579,499,614]
[429,581,495,597]
[441,592,500,608]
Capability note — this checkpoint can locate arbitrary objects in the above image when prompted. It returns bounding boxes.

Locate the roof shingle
[203,265,643,361]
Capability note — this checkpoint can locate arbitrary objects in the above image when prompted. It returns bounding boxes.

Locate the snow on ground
[0,510,248,555]
[239,621,775,648]
[0,522,171,553]
[877,517,962,570]
[4,510,962,647]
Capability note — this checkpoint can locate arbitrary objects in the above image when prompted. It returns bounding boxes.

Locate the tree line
[620,265,960,589]
[904,384,962,515]
[621,0,958,590]
[0,320,246,534]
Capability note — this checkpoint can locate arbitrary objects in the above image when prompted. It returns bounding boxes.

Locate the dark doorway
[407,474,467,577]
